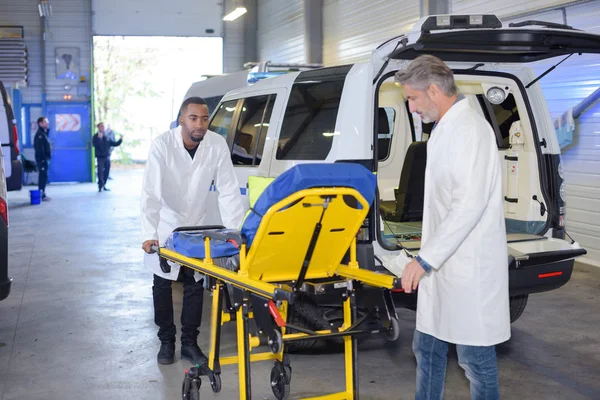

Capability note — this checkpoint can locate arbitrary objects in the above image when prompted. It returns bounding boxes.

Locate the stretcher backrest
[241,163,377,283]
[241,163,376,247]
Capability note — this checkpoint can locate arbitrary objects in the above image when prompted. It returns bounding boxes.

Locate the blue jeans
[413,329,500,400]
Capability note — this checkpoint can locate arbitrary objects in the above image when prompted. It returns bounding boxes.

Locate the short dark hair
[97,122,104,128]
[37,117,46,125]
[179,96,208,115]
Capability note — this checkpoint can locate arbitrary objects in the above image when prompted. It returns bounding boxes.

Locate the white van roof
[184,70,250,100]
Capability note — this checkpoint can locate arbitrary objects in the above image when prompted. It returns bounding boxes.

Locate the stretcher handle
[150,245,159,254]
[173,225,225,232]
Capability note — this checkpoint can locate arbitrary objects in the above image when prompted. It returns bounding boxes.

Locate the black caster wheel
[182,366,202,400]
[270,360,291,400]
[209,372,222,393]
[385,317,400,342]
[268,329,283,354]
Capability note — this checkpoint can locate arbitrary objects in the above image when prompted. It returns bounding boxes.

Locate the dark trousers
[37,159,48,195]
[152,267,204,345]
[96,157,109,189]
[104,156,111,181]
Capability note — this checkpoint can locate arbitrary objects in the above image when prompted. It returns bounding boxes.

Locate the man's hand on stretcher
[142,240,159,254]
[402,259,426,294]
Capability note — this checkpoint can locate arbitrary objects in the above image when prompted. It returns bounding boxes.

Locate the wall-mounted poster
[55,47,80,80]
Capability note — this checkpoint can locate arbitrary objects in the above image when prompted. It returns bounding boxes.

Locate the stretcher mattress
[166,163,377,259]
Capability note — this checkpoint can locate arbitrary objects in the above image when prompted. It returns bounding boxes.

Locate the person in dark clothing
[34,117,52,200]
[93,122,122,192]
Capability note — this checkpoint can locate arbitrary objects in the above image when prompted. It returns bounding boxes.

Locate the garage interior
[0,0,599,399]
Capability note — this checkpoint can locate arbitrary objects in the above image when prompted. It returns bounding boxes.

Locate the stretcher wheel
[270,360,291,400]
[385,317,400,342]
[181,375,201,400]
[268,329,283,354]
[209,373,221,393]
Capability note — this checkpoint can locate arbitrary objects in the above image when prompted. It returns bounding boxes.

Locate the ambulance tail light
[0,197,8,227]
[12,123,19,156]
[538,271,563,279]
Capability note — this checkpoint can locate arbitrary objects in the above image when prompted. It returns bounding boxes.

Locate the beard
[183,126,206,143]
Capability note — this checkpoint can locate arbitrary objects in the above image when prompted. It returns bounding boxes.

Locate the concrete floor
[0,166,599,400]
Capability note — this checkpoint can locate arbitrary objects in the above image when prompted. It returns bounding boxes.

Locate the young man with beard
[140,97,244,365]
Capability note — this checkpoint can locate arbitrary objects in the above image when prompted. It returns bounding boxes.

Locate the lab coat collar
[173,126,185,149]
[432,95,469,133]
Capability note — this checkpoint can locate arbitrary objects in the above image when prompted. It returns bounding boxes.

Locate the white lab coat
[140,127,245,281]
[416,98,510,346]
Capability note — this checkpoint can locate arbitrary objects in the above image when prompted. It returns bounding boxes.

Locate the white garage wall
[322,0,420,65]
[257,0,305,63]
[451,0,577,18]
[503,2,600,265]
[91,0,222,37]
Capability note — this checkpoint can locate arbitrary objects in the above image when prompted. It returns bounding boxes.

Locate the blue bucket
[30,190,41,205]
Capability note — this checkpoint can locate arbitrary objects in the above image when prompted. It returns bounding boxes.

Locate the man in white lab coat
[140,97,244,366]
[395,55,510,399]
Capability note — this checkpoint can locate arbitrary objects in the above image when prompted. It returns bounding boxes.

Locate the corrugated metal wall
[257,0,305,63]
[323,0,420,65]
[0,0,43,103]
[451,0,576,18]
[223,0,245,72]
[44,0,92,102]
[0,0,91,104]
[503,1,600,265]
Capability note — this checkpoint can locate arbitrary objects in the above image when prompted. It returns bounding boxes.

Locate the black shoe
[181,344,208,366]
[157,342,175,365]
[103,186,111,191]
[98,186,102,192]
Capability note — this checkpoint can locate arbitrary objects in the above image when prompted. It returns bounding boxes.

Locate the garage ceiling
[91,0,223,37]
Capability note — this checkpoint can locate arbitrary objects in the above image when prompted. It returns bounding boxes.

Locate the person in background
[93,122,122,192]
[395,55,510,400]
[34,117,52,201]
[140,96,244,366]
[105,123,116,180]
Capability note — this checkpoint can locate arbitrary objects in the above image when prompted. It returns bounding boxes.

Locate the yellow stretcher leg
[208,283,222,373]
[237,295,252,400]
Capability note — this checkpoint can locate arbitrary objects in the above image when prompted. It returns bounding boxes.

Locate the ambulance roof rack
[420,14,502,32]
[508,20,577,31]
[243,61,323,72]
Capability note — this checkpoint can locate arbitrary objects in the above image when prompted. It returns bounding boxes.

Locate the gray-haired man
[395,55,510,400]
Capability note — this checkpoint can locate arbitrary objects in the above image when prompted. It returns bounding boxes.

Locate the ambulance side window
[377,107,396,161]
[209,100,238,140]
[276,75,345,160]
[231,94,276,166]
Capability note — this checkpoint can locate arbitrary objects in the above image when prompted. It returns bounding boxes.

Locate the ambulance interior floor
[1,167,599,400]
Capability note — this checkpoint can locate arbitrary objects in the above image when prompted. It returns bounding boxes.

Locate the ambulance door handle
[532,195,546,216]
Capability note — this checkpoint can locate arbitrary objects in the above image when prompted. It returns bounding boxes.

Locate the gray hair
[394,55,458,96]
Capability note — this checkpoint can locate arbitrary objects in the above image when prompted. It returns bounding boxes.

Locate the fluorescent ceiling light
[223,7,247,22]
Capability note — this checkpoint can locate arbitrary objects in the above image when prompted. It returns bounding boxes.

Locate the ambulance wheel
[510,295,528,323]
[286,296,329,353]
[209,373,221,393]
[385,317,400,342]
[271,360,291,400]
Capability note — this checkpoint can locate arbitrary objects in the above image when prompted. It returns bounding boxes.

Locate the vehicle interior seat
[380,141,427,222]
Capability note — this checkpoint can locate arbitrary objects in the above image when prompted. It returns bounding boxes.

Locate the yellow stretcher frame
[157,187,401,400]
